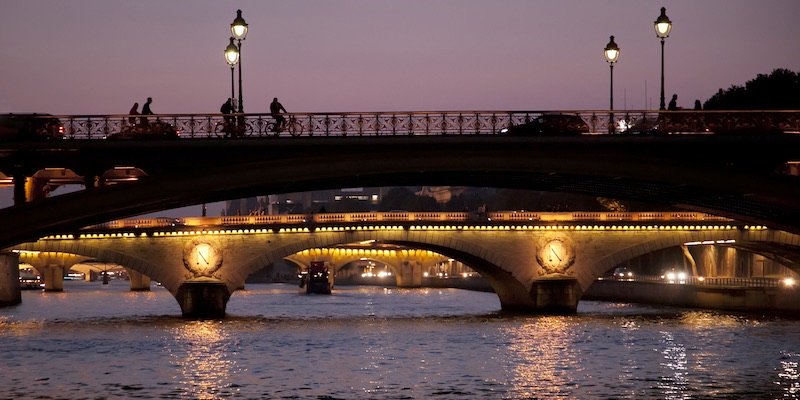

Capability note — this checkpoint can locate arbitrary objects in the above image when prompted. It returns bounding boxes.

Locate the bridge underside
[1,136,799,250]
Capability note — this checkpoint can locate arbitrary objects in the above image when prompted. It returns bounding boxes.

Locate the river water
[0,281,798,399]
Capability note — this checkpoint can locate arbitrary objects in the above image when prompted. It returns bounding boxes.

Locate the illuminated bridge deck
[59,211,758,239]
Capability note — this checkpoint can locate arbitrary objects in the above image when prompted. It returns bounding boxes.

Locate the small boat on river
[19,274,43,290]
[299,261,332,294]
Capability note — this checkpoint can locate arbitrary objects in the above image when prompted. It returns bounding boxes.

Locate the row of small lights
[407,224,762,231]
[684,239,737,246]
[300,248,438,257]
[42,224,767,240]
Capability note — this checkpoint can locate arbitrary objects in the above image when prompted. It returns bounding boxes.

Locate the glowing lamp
[224,37,239,66]
[603,35,620,64]
[654,7,672,38]
[231,9,248,40]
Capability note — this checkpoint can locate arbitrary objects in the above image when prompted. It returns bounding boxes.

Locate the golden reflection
[679,311,742,329]
[504,317,575,398]
[0,316,45,337]
[171,320,237,399]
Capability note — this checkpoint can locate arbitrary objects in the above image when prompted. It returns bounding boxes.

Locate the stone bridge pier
[174,278,231,318]
[0,252,21,306]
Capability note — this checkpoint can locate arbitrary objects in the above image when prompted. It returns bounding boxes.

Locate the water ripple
[0,282,797,398]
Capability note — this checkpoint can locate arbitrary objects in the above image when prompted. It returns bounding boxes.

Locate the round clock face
[537,238,574,274]
[184,242,222,276]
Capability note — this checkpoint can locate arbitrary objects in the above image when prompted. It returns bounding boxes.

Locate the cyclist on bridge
[270,97,288,132]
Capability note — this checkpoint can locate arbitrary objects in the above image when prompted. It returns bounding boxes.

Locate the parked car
[500,114,590,136]
[0,113,64,141]
[106,120,180,140]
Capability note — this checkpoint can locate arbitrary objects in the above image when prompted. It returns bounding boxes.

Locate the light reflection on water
[171,320,237,399]
[505,316,577,398]
[0,281,798,399]
[658,330,688,399]
[780,354,800,397]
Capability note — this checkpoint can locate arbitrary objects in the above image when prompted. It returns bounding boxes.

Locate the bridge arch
[15,241,186,295]
[284,253,404,284]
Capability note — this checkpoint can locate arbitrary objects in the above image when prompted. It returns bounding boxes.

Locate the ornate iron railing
[19,110,800,140]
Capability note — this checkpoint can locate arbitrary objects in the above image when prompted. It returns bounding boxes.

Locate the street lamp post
[604,35,620,134]
[217,38,241,215]
[603,35,620,110]
[230,9,248,114]
[654,7,672,110]
[224,37,240,105]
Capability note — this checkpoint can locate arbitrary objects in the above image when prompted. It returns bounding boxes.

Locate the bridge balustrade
[613,274,782,288]
[502,212,541,221]
[85,211,733,230]
[22,110,800,140]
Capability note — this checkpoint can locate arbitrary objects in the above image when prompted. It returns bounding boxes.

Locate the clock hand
[550,247,562,261]
[198,251,208,264]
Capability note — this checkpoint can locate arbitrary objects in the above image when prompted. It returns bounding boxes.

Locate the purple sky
[2,1,799,216]
[2,0,799,115]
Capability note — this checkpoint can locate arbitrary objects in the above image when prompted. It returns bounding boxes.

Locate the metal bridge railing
[24,110,800,140]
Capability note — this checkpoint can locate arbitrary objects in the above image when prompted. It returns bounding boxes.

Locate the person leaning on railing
[128,102,139,125]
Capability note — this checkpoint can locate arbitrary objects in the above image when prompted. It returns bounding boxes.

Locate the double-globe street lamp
[654,7,672,110]
[231,9,248,114]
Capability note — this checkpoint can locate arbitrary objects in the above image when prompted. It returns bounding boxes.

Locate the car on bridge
[500,113,590,136]
[0,113,64,141]
[106,120,180,140]
[619,116,661,135]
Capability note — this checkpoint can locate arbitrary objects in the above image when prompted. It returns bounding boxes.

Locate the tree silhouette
[703,68,800,110]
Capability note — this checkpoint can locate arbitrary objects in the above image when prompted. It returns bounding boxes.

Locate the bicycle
[266,114,303,136]
[214,118,247,138]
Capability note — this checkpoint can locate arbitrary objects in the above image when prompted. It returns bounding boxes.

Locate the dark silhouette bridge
[1,111,799,251]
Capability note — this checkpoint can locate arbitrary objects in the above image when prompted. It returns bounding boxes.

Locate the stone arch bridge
[8,211,799,317]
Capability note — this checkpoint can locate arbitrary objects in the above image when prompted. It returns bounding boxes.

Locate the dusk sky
[2,0,800,215]
[2,0,799,115]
